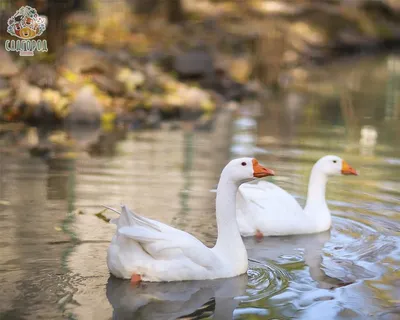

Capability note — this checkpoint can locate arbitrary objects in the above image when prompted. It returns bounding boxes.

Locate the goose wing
[113,206,218,270]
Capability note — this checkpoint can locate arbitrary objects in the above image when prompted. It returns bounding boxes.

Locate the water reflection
[244,231,332,289]
[231,101,268,158]
[359,125,378,156]
[385,55,400,120]
[105,259,290,320]
[0,150,73,319]
[106,274,247,320]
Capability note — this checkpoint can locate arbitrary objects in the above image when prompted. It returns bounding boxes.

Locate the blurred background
[0,1,399,320]
[0,0,399,131]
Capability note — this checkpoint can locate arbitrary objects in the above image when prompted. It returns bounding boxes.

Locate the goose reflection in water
[106,274,247,320]
[244,230,334,288]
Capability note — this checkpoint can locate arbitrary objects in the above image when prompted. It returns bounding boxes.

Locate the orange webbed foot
[130,273,142,286]
[255,229,264,242]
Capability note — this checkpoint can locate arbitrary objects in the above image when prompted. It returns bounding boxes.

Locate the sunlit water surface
[0,55,399,320]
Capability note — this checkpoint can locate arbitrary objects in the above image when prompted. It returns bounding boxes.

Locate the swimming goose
[236,155,357,237]
[106,158,274,282]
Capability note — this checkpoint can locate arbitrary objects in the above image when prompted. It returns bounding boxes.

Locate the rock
[250,0,306,16]
[14,81,42,106]
[0,48,19,77]
[24,63,57,88]
[112,49,134,65]
[57,46,122,96]
[42,89,70,118]
[57,46,114,75]
[337,30,377,47]
[180,86,208,108]
[66,86,103,124]
[116,68,145,93]
[229,57,252,83]
[289,21,330,47]
[173,48,214,78]
[283,50,301,65]
[90,74,123,96]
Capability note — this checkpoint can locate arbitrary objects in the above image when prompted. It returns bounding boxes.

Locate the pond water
[0,54,399,320]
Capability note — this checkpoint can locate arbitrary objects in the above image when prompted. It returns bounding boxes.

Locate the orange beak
[341,160,358,176]
[252,159,275,178]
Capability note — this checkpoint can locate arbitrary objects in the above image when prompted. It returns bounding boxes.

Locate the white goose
[236,155,358,237]
[106,158,274,282]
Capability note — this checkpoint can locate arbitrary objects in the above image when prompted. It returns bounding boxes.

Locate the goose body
[107,158,274,282]
[236,155,358,237]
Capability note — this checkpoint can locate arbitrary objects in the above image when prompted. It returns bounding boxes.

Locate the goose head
[314,155,358,176]
[222,157,275,184]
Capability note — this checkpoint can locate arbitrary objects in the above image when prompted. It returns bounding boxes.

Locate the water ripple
[321,216,400,284]
[238,259,291,304]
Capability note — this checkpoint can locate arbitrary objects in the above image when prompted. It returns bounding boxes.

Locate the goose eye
[241,162,247,166]
[333,160,337,163]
